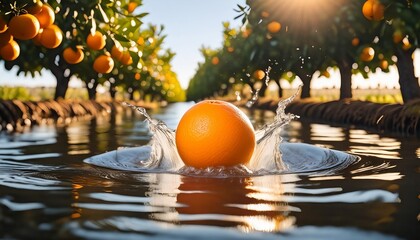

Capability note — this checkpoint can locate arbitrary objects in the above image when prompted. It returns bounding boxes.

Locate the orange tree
[0,0,183,101]
[241,0,382,99]
[370,0,420,102]
[188,0,420,102]
[117,25,185,102]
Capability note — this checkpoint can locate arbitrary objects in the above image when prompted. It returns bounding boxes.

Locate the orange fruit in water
[93,54,114,73]
[8,14,40,40]
[362,0,384,21]
[175,100,256,168]
[0,40,20,61]
[267,21,281,33]
[87,31,106,50]
[33,4,55,28]
[63,46,84,64]
[39,24,63,49]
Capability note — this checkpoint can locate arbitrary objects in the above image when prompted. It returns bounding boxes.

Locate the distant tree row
[0,0,185,102]
[187,0,420,104]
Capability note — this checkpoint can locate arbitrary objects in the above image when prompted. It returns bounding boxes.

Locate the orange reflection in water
[146,174,299,233]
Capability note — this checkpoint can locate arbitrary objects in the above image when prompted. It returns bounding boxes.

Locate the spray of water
[122,103,184,171]
[248,85,300,172]
[86,89,358,177]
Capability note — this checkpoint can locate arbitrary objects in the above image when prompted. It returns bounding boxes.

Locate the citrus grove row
[187,0,420,104]
[0,0,185,101]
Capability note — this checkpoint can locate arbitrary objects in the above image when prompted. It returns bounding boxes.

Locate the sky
[140,0,245,88]
[0,0,245,89]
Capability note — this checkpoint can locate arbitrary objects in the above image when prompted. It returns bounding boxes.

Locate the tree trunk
[109,84,117,99]
[86,81,98,100]
[273,78,283,98]
[129,91,135,101]
[395,48,420,103]
[50,64,70,100]
[337,57,353,99]
[296,72,312,99]
[257,81,268,97]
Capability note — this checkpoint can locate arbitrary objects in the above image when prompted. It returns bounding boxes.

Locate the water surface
[0,102,419,239]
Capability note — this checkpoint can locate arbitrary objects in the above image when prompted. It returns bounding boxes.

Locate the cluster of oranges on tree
[0,1,62,61]
[63,25,135,74]
[0,0,139,75]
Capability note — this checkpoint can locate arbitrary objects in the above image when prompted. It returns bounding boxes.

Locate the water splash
[247,86,301,172]
[121,102,183,171]
[245,89,260,108]
[86,91,359,177]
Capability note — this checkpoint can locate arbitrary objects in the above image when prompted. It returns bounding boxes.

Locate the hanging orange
[63,46,84,64]
[253,69,265,80]
[362,0,384,21]
[0,40,20,61]
[351,37,360,46]
[87,31,106,50]
[0,16,7,33]
[120,51,133,65]
[27,0,44,14]
[39,24,62,49]
[33,4,55,28]
[267,21,281,33]
[0,31,12,47]
[8,14,40,40]
[127,2,138,13]
[111,44,123,61]
[93,55,114,74]
[360,46,375,62]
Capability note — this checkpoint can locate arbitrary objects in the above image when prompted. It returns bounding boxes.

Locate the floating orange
[175,100,256,168]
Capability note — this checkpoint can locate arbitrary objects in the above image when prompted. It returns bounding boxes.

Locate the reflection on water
[0,103,418,239]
